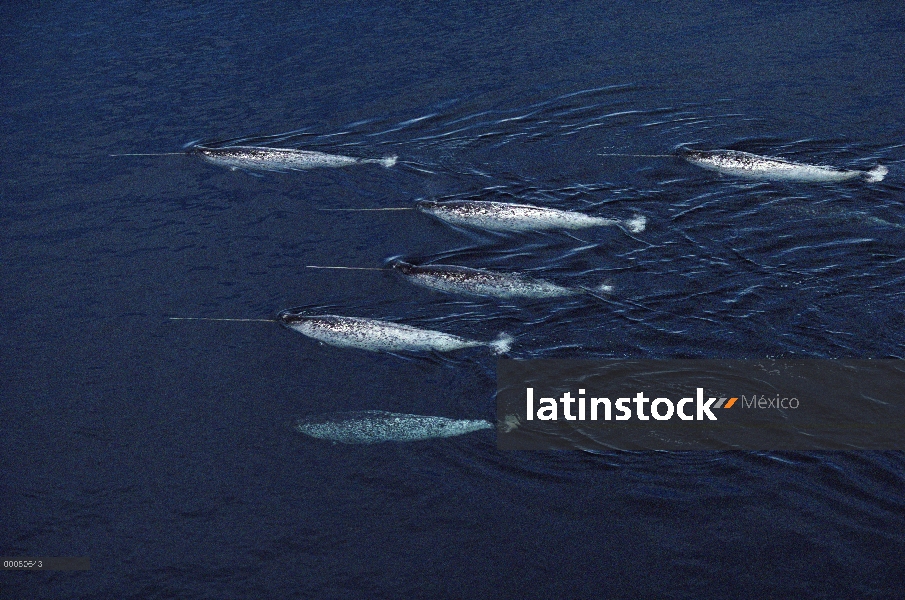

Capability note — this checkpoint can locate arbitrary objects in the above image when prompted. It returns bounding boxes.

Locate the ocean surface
[3,1,905,597]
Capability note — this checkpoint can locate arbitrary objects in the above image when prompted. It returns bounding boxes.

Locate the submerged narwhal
[389,260,612,299]
[190,145,398,172]
[279,311,513,354]
[681,149,887,183]
[294,411,493,444]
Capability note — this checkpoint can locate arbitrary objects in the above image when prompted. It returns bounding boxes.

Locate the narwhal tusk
[305,266,386,270]
[319,207,414,211]
[596,153,674,158]
[110,152,187,157]
[168,317,278,322]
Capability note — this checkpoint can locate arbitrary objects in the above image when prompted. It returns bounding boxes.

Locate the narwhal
[112,145,397,172]
[306,262,613,299]
[191,145,398,171]
[279,311,513,354]
[417,200,646,233]
[170,312,513,354]
[681,149,887,183]
[597,148,888,183]
[325,200,647,233]
[294,411,493,444]
[390,260,613,298]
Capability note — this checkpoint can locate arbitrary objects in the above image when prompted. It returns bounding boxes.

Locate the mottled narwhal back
[278,310,514,354]
[680,147,887,183]
[190,145,398,172]
[294,411,494,443]
[416,199,646,233]
[389,260,599,299]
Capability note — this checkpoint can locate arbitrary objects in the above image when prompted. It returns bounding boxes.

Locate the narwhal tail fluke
[578,282,614,304]
[594,281,615,294]
[623,214,647,233]
[864,165,888,183]
[362,155,398,168]
[489,332,515,355]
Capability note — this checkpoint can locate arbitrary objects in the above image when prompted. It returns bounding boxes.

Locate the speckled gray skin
[391,260,584,299]
[279,312,513,354]
[416,200,646,233]
[682,149,887,183]
[191,145,397,171]
[294,411,493,444]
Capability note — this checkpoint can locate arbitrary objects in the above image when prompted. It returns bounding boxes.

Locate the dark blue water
[4,1,905,597]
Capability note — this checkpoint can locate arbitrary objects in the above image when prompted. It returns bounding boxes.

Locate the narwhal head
[415,199,440,214]
[277,309,312,327]
[675,145,704,160]
[187,144,213,157]
[389,259,415,275]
